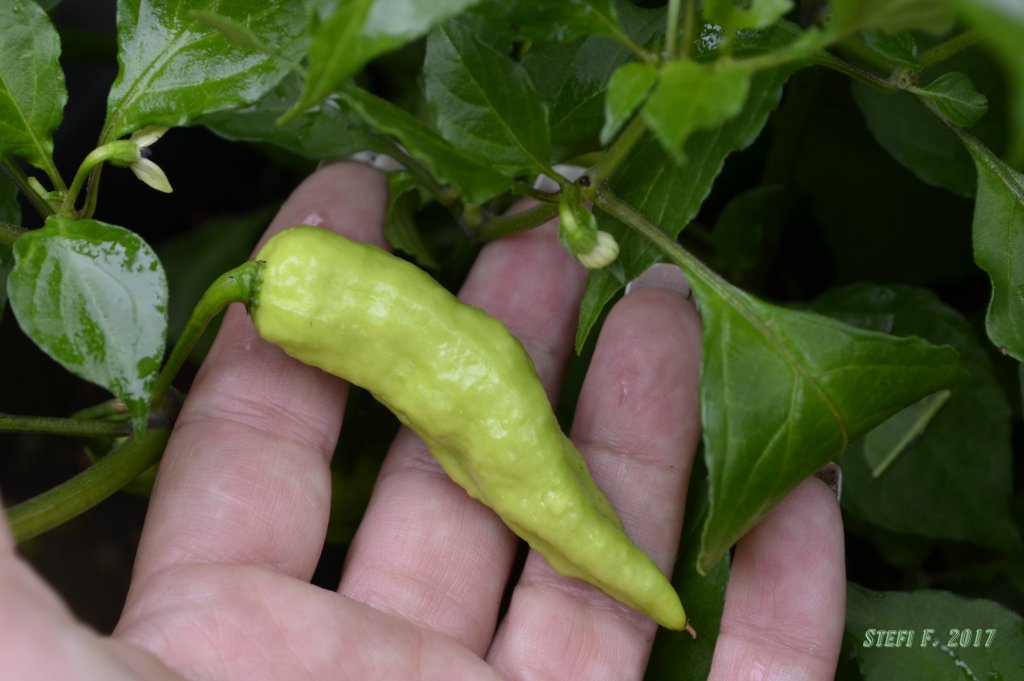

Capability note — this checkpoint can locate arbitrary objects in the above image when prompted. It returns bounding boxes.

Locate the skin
[0,161,846,680]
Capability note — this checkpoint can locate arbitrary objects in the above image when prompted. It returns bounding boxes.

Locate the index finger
[127,162,388,587]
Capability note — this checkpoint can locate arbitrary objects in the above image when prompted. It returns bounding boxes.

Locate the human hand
[0,161,845,680]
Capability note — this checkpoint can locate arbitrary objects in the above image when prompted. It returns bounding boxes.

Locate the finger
[339,210,588,654]
[0,491,179,680]
[127,162,388,589]
[708,477,846,681]
[488,265,702,679]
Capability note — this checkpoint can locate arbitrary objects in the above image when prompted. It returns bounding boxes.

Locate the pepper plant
[1,0,1022,679]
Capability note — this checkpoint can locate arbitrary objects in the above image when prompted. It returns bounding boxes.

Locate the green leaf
[916,72,988,127]
[859,30,918,66]
[423,18,552,177]
[9,216,168,431]
[968,145,1024,361]
[691,276,966,572]
[601,62,657,145]
[384,173,439,269]
[710,184,785,275]
[646,465,729,681]
[200,73,384,162]
[862,389,951,477]
[0,0,66,178]
[829,0,954,36]
[809,284,1020,552]
[643,60,752,163]
[522,2,664,162]
[703,0,794,32]
[845,584,1024,680]
[291,0,483,119]
[578,63,797,351]
[104,0,306,140]
[474,0,634,45]
[852,84,976,197]
[947,0,1024,162]
[340,85,511,203]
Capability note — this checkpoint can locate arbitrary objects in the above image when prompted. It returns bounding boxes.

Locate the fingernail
[323,152,404,173]
[625,263,691,299]
[533,164,587,192]
[814,462,843,502]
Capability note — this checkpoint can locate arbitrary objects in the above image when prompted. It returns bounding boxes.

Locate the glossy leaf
[643,60,751,163]
[579,62,799,351]
[424,18,552,177]
[384,172,439,269]
[852,84,976,197]
[0,0,66,176]
[601,62,657,144]
[201,73,384,162]
[104,0,306,140]
[339,85,511,203]
[291,0,482,118]
[968,148,1024,361]
[845,584,1024,680]
[8,216,168,431]
[691,276,966,572]
[810,284,1020,552]
[917,72,988,128]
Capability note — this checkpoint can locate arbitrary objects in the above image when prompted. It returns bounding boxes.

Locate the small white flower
[126,126,172,193]
[576,231,620,270]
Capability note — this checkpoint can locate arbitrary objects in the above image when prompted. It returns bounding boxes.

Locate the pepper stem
[149,260,263,408]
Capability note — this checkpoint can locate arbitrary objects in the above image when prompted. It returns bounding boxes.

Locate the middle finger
[338,210,588,654]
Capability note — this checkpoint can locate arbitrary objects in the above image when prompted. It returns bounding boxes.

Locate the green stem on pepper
[149,260,263,411]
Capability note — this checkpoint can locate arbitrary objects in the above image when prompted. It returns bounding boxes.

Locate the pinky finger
[708,477,846,681]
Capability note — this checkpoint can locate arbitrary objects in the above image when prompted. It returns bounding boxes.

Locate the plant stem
[917,29,980,70]
[6,425,170,542]
[589,114,649,187]
[681,0,696,59]
[588,188,728,299]
[1,158,55,220]
[149,260,263,408]
[0,413,131,437]
[812,51,896,92]
[0,221,25,245]
[63,143,132,214]
[478,201,560,241]
[665,0,681,58]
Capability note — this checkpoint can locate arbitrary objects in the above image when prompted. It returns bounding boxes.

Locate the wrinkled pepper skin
[250,226,685,630]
